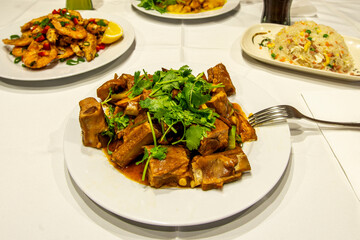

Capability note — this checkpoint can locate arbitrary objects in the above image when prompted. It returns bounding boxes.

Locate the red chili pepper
[52,9,59,14]
[96,43,106,51]
[61,8,67,14]
[73,17,79,25]
[38,51,48,57]
[89,18,96,24]
[43,42,50,50]
[42,25,50,34]
[35,35,45,42]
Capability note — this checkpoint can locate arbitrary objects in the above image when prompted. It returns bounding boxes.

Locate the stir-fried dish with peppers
[138,0,226,14]
[79,64,257,190]
[2,8,119,69]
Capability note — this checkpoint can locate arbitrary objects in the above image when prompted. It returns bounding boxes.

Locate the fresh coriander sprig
[136,112,167,181]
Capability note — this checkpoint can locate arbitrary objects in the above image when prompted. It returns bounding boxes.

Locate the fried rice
[269,21,354,73]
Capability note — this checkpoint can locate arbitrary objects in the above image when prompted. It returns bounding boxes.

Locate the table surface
[1,0,359,239]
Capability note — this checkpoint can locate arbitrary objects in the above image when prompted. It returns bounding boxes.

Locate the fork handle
[302,115,360,127]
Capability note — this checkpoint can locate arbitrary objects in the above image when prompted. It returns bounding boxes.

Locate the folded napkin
[302,90,360,201]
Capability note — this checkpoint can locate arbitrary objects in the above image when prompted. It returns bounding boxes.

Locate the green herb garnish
[97,19,108,27]
[39,18,50,28]
[10,35,20,39]
[33,33,42,39]
[259,37,271,47]
[101,88,131,155]
[14,56,22,64]
[60,21,70,27]
[135,112,168,181]
[137,66,222,150]
[138,0,177,14]
[66,57,85,65]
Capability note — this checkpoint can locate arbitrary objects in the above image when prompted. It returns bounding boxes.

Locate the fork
[248,105,360,127]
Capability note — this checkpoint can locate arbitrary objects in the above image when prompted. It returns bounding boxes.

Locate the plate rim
[240,23,360,82]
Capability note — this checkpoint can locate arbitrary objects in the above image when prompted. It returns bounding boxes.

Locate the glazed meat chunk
[145,145,191,188]
[111,121,161,168]
[79,97,108,148]
[192,147,251,190]
[97,75,127,101]
[207,63,236,96]
[206,89,233,118]
[198,118,229,156]
[231,103,257,142]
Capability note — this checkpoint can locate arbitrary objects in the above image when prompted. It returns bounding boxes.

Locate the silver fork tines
[248,105,360,128]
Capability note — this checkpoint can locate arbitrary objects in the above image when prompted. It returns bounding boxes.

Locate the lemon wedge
[101,22,123,44]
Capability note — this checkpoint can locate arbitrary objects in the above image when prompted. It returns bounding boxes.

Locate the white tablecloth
[1,0,359,239]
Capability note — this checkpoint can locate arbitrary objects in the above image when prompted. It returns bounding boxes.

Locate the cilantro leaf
[150,146,167,160]
[128,71,153,98]
[138,0,177,14]
[137,65,221,152]
[185,125,208,150]
[113,114,129,130]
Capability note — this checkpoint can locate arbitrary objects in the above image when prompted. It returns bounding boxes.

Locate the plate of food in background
[241,21,360,81]
[131,0,240,19]
[0,8,135,81]
[64,62,291,226]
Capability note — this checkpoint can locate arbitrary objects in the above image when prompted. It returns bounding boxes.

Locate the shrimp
[56,46,74,59]
[85,18,109,35]
[70,42,84,57]
[2,31,33,47]
[81,33,97,62]
[20,14,52,32]
[58,35,73,47]
[67,10,85,25]
[46,28,58,44]
[52,17,87,39]
[22,40,58,69]
[11,46,27,57]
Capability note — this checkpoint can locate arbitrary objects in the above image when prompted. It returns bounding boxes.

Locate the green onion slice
[10,35,20,39]
[14,56,22,64]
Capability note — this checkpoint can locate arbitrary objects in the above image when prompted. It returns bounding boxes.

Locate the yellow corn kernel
[200,104,207,109]
[324,53,330,65]
[317,29,322,34]
[267,43,275,48]
[300,31,304,36]
[179,178,187,186]
[304,41,311,52]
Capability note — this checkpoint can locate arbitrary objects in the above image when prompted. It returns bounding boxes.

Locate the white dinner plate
[131,0,240,20]
[241,23,360,81]
[63,63,291,226]
[0,12,135,81]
